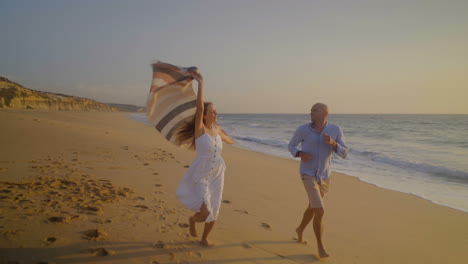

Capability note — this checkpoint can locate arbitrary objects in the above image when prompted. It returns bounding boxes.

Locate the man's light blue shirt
[288,122,348,181]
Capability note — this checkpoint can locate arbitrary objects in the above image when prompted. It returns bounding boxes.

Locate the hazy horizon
[1,0,467,114]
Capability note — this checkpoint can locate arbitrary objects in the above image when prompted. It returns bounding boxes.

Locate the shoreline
[1,109,467,264]
[130,112,468,214]
[235,141,468,213]
[228,144,468,214]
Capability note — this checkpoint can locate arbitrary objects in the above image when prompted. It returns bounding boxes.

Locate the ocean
[131,113,468,213]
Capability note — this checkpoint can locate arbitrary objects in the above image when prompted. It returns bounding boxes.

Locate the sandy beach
[1,109,467,264]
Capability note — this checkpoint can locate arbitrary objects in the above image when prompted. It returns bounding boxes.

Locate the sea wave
[129,113,151,125]
[350,149,468,182]
[245,123,277,128]
[232,135,289,148]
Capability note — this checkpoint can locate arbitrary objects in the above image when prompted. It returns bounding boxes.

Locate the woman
[175,71,235,246]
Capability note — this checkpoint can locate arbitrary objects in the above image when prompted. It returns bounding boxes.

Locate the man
[288,103,348,258]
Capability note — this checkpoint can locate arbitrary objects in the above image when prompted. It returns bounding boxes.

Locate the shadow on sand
[1,239,320,263]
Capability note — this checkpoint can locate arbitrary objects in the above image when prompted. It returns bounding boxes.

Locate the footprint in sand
[92,219,112,224]
[234,209,249,214]
[0,189,12,194]
[183,165,190,168]
[47,216,70,224]
[81,205,103,215]
[153,172,159,175]
[89,247,113,256]
[42,237,57,246]
[135,205,149,210]
[122,146,129,150]
[83,229,107,241]
[242,243,252,249]
[153,241,165,248]
[222,200,232,204]
[2,229,24,239]
[261,222,272,230]
[0,159,134,230]
[155,184,162,187]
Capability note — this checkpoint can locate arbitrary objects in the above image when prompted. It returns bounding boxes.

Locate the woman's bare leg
[189,203,210,240]
[201,221,215,246]
[189,215,198,237]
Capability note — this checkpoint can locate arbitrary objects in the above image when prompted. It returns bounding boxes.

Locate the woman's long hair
[175,102,212,150]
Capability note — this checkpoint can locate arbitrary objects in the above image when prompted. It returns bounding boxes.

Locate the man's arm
[334,127,348,159]
[288,127,303,158]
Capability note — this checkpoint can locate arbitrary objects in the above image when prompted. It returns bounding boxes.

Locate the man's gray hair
[313,103,329,114]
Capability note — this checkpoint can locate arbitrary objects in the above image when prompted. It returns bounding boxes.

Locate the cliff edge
[0,77,116,111]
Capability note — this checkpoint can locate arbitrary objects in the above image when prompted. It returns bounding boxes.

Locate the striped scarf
[146,62,198,145]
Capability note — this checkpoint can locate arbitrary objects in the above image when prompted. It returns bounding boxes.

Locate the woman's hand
[191,71,203,83]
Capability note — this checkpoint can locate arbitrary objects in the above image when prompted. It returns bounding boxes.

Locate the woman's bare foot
[318,247,329,258]
[201,238,214,247]
[296,227,304,243]
[189,217,197,237]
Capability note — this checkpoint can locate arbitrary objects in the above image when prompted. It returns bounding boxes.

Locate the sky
[1,0,467,114]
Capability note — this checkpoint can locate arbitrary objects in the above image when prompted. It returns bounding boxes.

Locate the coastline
[1,109,467,264]
[215,113,468,214]
[225,142,468,213]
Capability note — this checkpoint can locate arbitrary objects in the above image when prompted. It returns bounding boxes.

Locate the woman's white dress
[176,133,226,222]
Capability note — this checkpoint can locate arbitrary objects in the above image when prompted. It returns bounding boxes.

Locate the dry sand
[0,109,467,264]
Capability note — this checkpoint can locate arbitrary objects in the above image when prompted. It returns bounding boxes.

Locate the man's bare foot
[318,247,329,258]
[201,239,214,247]
[189,217,197,237]
[296,227,304,243]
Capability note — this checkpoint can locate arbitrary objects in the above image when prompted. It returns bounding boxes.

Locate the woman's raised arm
[193,72,205,138]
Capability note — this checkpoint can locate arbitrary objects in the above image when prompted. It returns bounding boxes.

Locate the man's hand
[299,152,313,162]
[323,133,337,149]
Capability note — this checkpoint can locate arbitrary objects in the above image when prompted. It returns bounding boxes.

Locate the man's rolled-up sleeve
[335,127,348,159]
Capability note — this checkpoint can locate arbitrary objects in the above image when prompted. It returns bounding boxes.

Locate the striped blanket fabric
[146,62,198,145]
